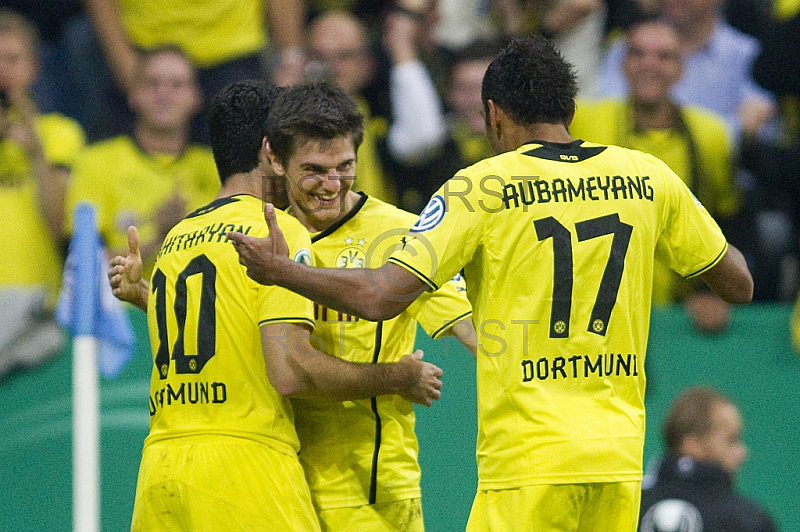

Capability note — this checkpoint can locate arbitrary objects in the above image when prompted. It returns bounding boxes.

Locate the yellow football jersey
[389,140,728,489]
[66,135,219,279]
[570,99,738,304]
[0,113,85,299]
[144,194,315,457]
[292,193,472,509]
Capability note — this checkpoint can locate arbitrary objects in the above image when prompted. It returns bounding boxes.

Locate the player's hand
[227,203,290,285]
[397,350,443,407]
[108,226,146,308]
[686,291,730,335]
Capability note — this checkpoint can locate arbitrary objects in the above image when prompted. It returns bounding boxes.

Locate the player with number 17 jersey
[389,140,728,489]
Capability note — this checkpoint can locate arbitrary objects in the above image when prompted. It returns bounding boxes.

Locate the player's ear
[486,100,499,128]
[263,138,286,175]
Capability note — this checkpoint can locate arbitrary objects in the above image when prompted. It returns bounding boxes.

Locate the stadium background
[2,304,798,531]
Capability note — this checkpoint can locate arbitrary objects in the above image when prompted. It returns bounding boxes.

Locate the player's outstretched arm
[108,225,149,311]
[261,323,444,406]
[228,203,428,321]
[697,243,753,304]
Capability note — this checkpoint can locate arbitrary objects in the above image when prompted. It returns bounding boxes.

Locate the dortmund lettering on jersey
[292,193,472,509]
[389,140,727,489]
[144,194,314,456]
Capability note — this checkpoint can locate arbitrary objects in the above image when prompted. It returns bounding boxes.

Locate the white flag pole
[71,204,100,532]
[73,336,99,532]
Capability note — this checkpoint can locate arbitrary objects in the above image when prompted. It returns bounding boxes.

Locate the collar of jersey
[309,191,369,243]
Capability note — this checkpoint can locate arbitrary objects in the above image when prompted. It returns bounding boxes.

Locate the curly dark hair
[266,81,364,166]
[481,35,578,126]
[207,80,283,184]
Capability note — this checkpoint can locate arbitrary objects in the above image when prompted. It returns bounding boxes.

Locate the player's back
[469,140,726,486]
[144,194,314,455]
[391,139,727,488]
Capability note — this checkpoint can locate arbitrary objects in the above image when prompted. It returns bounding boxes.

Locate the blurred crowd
[2,0,800,375]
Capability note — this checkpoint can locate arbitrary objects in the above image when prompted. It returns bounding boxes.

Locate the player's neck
[510,122,573,151]
[291,190,361,233]
[133,122,190,156]
[216,169,263,200]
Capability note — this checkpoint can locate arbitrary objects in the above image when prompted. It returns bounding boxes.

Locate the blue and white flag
[56,203,135,378]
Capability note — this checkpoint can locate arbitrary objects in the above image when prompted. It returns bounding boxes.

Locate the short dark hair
[481,35,578,126]
[208,80,283,183]
[662,386,733,454]
[266,81,364,165]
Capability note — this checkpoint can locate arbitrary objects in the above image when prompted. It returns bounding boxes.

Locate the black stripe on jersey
[521,140,606,162]
[185,196,241,218]
[386,257,439,291]
[257,317,316,329]
[311,192,368,243]
[685,242,729,278]
[368,321,384,505]
[430,311,473,340]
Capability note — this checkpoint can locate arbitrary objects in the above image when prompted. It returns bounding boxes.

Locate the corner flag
[56,203,135,378]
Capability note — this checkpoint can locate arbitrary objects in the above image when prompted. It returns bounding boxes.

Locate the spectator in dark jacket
[639,386,776,532]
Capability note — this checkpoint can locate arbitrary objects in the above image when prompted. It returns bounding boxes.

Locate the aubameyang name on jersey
[521,353,639,382]
[157,222,252,259]
[149,381,227,415]
[502,175,653,210]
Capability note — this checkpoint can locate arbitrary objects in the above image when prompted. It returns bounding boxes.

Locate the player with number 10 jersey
[134,194,320,530]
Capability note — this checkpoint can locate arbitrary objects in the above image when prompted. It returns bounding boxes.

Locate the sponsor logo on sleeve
[410,195,446,233]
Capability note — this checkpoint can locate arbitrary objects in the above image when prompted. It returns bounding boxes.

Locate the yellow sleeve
[791,296,800,354]
[255,211,315,327]
[407,272,472,339]
[654,159,728,278]
[388,171,487,290]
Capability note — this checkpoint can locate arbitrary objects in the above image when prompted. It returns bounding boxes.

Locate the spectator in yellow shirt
[66,47,219,280]
[0,9,85,375]
[570,17,740,333]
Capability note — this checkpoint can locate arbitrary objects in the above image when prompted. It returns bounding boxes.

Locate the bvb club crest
[336,236,367,269]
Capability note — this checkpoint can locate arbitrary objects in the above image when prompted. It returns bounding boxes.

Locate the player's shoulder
[361,194,418,226]
[599,141,672,169]
[274,206,308,233]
